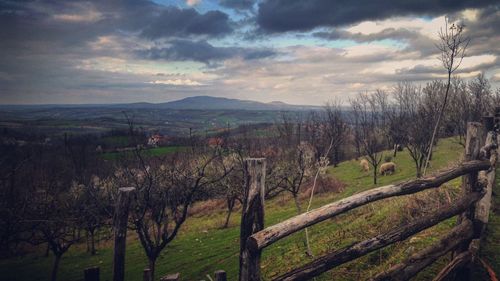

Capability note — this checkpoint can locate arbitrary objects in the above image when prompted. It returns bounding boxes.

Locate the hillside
[1,137,488,281]
[0,96,321,111]
[0,97,321,137]
[154,96,321,111]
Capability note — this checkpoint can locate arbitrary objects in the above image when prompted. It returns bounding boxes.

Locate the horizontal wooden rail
[273,191,485,281]
[248,160,490,253]
[371,219,473,281]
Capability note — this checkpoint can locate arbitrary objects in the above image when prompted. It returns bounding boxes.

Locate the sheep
[379,162,396,176]
[360,159,370,172]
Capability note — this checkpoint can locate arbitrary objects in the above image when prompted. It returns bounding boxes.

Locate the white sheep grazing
[360,159,370,172]
[379,162,396,176]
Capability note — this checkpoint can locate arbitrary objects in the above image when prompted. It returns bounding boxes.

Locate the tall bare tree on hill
[423,20,469,175]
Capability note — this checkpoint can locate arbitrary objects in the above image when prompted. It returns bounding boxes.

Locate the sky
[0,0,499,105]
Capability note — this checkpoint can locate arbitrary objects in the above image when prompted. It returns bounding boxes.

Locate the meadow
[100,146,187,161]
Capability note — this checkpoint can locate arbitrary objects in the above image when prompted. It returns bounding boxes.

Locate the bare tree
[304,110,328,161]
[423,20,470,175]
[324,102,348,167]
[27,151,83,281]
[218,153,245,228]
[276,142,316,214]
[468,73,494,120]
[0,143,32,256]
[115,146,228,280]
[77,176,113,255]
[350,92,386,184]
[447,77,470,145]
[394,82,436,177]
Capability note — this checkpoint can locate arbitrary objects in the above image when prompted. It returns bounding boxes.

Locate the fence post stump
[239,158,266,281]
[112,187,135,281]
[84,267,100,281]
[215,270,227,281]
[143,268,152,281]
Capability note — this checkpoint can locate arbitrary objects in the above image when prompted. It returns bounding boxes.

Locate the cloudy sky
[0,0,499,105]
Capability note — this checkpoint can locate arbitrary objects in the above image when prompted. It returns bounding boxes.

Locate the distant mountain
[153,96,321,111]
[0,96,321,111]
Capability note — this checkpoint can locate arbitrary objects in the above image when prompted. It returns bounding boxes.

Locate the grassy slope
[101,146,187,160]
[0,138,481,281]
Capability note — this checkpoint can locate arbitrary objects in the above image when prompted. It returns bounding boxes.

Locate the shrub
[301,175,346,199]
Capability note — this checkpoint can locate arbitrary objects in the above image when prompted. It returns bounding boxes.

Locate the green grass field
[101,146,187,161]
[2,137,497,281]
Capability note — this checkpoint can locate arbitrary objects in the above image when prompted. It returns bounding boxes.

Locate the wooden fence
[239,115,499,280]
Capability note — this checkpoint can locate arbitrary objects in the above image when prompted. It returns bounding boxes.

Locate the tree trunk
[224,198,235,228]
[333,148,339,167]
[90,229,96,255]
[86,231,90,253]
[373,166,377,185]
[45,243,50,257]
[293,194,302,214]
[415,161,422,178]
[148,256,157,281]
[51,253,62,281]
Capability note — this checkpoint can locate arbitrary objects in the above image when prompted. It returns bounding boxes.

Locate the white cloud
[148,79,203,86]
[346,16,446,40]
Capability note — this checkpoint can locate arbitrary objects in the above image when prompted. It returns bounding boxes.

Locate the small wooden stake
[215,270,227,281]
[143,268,152,281]
[84,267,100,281]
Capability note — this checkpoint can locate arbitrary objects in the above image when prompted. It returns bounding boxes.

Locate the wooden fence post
[143,268,152,281]
[239,158,266,281]
[474,118,497,236]
[454,122,483,281]
[84,267,100,281]
[215,270,227,281]
[460,122,484,215]
[112,187,135,281]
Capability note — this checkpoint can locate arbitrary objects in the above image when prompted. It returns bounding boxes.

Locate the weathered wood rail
[239,114,499,281]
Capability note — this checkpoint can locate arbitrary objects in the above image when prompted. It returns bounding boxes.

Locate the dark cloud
[314,28,437,57]
[219,0,254,10]
[456,6,500,56]
[0,0,498,104]
[0,0,233,48]
[257,0,499,32]
[137,39,276,63]
[315,28,419,42]
[141,7,232,39]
